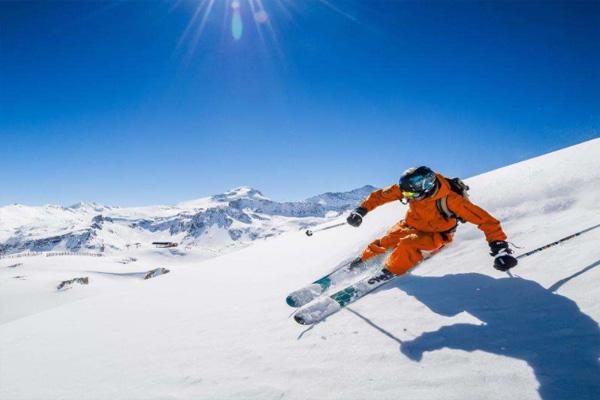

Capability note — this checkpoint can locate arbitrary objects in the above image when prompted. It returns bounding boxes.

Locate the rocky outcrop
[144,268,170,280]
[0,230,97,256]
[117,257,137,264]
[91,214,114,229]
[57,277,89,291]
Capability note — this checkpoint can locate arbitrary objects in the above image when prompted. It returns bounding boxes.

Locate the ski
[291,250,441,324]
[286,258,369,308]
[293,267,396,325]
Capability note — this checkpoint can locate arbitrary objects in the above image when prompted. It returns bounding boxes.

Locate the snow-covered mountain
[1,139,600,400]
[0,185,376,257]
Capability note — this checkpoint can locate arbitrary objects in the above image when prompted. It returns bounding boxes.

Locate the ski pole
[516,222,600,260]
[305,222,346,237]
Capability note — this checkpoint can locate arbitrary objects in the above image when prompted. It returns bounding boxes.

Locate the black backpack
[436,177,470,223]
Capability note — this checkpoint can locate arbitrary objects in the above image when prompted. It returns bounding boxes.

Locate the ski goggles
[402,190,423,199]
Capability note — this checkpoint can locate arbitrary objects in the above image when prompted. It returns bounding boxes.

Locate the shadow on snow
[352,269,600,400]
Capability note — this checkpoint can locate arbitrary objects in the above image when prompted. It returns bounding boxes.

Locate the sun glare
[231,0,243,40]
[177,0,358,58]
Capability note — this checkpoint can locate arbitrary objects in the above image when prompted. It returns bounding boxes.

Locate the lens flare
[176,0,360,58]
[254,10,268,24]
[231,0,243,40]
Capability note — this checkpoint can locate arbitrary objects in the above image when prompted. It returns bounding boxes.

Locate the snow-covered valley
[0,185,376,258]
[1,139,599,400]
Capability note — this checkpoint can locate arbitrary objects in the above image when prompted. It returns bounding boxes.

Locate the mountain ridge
[0,185,377,257]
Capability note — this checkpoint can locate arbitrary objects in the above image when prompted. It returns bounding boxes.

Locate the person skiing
[346,166,518,275]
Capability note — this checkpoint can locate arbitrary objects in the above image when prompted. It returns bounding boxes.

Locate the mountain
[1,139,599,400]
[0,185,377,257]
[305,185,378,208]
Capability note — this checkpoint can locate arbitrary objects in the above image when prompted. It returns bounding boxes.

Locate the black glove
[489,240,518,271]
[347,207,368,227]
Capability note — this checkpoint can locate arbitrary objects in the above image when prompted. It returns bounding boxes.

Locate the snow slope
[1,139,600,400]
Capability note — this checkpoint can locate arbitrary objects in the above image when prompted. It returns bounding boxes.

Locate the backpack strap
[436,196,453,219]
[436,196,466,223]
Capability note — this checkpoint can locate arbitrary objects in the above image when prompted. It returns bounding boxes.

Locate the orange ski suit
[359,174,506,275]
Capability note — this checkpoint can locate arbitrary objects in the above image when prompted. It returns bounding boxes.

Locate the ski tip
[286,296,300,308]
[293,314,310,325]
[285,284,325,308]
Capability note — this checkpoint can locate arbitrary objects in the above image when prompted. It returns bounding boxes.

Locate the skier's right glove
[347,207,368,227]
[489,240,518,271]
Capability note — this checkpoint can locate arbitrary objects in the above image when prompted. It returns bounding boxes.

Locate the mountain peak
[213,187,270,202]
[304,185,376,207]
[67,202,108,212]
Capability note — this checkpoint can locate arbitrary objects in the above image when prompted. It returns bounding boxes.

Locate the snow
[1,139,600,399]
[0,185,373,257]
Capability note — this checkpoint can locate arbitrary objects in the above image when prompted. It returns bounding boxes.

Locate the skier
[346,166,518,275]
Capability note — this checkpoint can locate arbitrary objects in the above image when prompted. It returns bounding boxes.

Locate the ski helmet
[399,166,437,200]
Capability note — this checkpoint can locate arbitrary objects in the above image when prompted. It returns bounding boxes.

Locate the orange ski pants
[360,221,452,275]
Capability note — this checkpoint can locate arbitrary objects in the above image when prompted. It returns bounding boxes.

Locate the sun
[176,0,358,59]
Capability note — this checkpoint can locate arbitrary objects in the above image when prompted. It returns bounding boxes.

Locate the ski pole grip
[305,221,346,237]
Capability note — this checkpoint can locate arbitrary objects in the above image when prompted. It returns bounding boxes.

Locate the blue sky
[1,0,598,206]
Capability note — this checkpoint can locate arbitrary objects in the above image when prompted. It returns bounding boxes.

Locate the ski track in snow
[1,139,600,399]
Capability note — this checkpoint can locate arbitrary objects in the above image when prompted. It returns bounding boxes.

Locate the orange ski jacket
[360,174,507,243]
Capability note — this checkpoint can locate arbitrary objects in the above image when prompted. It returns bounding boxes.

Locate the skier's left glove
[347,207,368,227]
[489,240,518,271]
